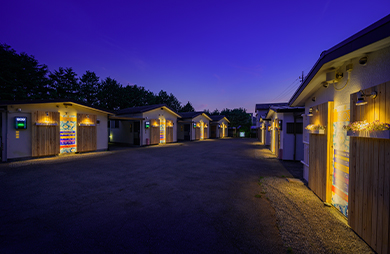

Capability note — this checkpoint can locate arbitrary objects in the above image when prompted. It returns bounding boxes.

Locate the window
[286,122,303,134]
[110,120,120,129]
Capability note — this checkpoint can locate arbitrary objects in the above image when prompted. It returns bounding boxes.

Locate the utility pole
[299,71,305,83]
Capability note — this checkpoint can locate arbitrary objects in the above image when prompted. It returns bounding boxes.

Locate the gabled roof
[266,106,304,119]
[269,106,305,113]
[117,104,181,118]
[179,111,212,121]
[255,103,288,111]
[209,115,230,123]
[0,99,115,115]
[290,14,390,106]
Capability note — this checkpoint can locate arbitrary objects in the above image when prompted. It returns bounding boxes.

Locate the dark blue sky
[2,1,389,113]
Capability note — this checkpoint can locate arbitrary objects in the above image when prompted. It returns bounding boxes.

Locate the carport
[108,116,145,146]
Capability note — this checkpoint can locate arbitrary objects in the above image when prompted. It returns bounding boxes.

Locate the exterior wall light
[356,90,377,106]
[307,107,313,116]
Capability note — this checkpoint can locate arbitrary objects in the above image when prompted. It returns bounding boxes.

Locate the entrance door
[184,124,190,140]
[211,125,217,138]
[134,121,140,145]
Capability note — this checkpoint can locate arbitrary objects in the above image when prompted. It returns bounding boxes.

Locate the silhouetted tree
[49,67,80,100]
[79,71,100,105]
[97,77,122,110]
[180,101,195,112]
[155,90,181,112]
[0,44,50,100]
[121,85,157,108]
[221,108,251,133]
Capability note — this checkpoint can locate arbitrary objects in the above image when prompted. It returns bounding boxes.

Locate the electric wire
[271,78,299,102]
[271,78,300,102]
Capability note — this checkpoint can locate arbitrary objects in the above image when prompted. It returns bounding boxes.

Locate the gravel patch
[261,177,374,254]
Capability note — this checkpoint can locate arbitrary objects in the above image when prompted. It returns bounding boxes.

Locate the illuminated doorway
[60,114,77,153]
[159,117,166,144]
[221,123,226,137]
[200,121,204,140]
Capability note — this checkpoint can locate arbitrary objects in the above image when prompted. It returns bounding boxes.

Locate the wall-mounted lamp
[17,108,22,112]
[356,90,377,106]
[359,57,368,66]
[307,107,313,116]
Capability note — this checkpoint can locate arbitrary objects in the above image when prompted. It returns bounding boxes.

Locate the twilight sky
[1,1,389,113]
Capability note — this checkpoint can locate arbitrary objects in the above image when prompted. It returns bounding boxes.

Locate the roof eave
[289,14,390,107]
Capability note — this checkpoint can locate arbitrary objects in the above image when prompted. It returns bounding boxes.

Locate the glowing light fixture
[356,90,377,106]
[307,107,313,116]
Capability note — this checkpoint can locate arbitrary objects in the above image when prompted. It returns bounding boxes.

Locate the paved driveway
[0,138,295,253]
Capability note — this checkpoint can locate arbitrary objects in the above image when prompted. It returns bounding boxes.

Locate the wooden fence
[308,101,333,203]
[150,119,160,145]
[349,81,390,254]
[77,114,97,153]
[195,127,200,140]
[166,120,173,143]
[32,111,60,157]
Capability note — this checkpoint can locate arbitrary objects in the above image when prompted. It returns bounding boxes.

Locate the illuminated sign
[145,121,150,129]
[15,117,27,129]
[240,132,245,137]
[278,120,283,130]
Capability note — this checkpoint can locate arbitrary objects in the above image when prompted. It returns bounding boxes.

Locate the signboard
[60,115,77,153]
[332,104,350,217]
[145,121,150,129]
[239,132,245,137]
[278,120,283,130]
[15,117,27,129]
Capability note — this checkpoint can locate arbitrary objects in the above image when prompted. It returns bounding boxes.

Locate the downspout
[293,113,297,161]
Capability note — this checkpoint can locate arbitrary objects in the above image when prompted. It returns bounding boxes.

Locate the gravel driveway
[0,138,372,253]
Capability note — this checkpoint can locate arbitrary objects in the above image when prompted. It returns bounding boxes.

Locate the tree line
[1,43,252,132]
[0,44,195,112]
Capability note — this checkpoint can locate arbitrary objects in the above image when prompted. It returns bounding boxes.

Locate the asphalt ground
[0,138,371,253]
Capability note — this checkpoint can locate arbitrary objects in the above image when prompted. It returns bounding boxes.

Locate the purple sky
[1,1,389,113]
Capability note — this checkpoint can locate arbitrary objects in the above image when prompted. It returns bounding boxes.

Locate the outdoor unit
[326,71,336,83]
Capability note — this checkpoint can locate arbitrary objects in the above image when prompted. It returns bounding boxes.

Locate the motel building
[265,105,304,161]
[177,112,211,141]
[110,104,180,146]
[209,115,229,138]
[255,103,288,144]
[258,116,272,146]
[0,100,113,162]
[289,14,390,253]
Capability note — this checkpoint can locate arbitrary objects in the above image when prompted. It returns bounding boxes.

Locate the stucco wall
[302,45,390,181]
[306,46,390,109]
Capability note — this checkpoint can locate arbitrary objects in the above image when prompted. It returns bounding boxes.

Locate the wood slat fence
[150,119,160,145]
[349,81,390,254]
[77,114,97,153]
[308,101,333,203]
[32,111,60,157]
